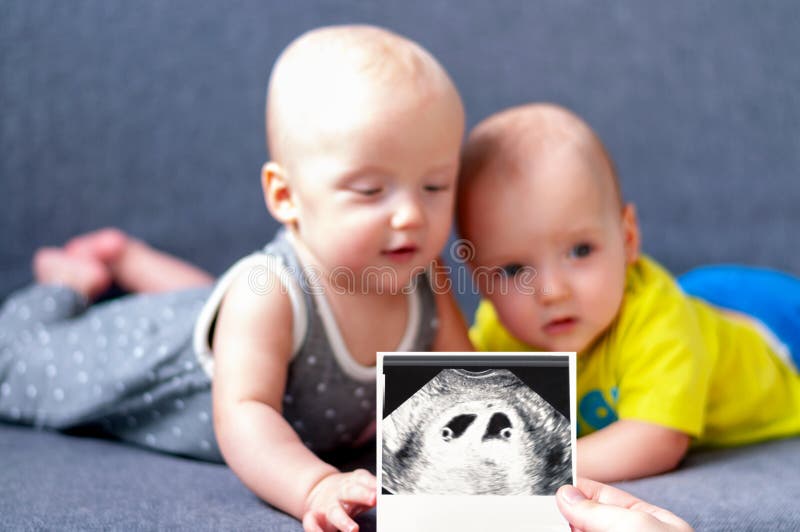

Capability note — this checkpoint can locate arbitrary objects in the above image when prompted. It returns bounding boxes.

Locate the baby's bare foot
[64,227,129,265]
[33,248,112,300]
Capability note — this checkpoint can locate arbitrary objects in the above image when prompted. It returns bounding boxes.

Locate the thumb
[556,485,641,532]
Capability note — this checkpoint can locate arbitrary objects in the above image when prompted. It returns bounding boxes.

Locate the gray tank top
[195,230,439,453]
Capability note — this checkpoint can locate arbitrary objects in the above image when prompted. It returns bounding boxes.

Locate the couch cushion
[2,1,799,320]
[615,437,800,531]
[0,424,376,531]
[4,423,799,531]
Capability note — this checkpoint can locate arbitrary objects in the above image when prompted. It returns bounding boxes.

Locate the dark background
[383,355,570,420]
[2,1,799,322]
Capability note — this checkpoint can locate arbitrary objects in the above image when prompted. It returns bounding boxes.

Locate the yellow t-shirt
[470,256,800,447]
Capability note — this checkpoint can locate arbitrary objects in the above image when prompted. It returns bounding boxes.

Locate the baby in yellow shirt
[457,103,800,482]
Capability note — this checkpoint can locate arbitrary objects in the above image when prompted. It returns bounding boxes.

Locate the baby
[457,103,800,482]
[0,25,471,531]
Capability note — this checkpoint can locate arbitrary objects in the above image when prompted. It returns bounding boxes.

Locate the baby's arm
[577,419,690,482]
[430,258,473,351]
[212,270,375,531]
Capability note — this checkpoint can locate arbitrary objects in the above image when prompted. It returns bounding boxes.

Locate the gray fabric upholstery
[0,424,375,531]
[616,437,800,532]
[2,1,798,530]
[3,422,798,531]
[2,0,798,314]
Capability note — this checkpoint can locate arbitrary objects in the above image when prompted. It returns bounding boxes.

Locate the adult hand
[302,468,376,532]
[556,477,693,532]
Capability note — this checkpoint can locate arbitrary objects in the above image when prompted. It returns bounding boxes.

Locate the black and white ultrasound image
[382,365,572,496]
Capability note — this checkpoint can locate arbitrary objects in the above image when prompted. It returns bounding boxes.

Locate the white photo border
[376,351,577,532]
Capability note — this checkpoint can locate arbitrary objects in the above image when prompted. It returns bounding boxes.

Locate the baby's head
[262,25,464,290]
[458,103,640,353]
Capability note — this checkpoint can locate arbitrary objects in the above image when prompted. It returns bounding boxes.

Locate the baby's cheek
[494,294,539,345]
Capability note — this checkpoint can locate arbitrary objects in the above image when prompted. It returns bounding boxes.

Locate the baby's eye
[423,184,450,192]
[500,263,525,277]
[352,186,383,197]
[569,243,593,259]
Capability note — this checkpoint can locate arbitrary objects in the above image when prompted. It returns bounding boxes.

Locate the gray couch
[2,1,799,530]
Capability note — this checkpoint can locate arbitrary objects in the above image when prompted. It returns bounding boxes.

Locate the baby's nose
[536,266,570,304]
[390,192,425,230]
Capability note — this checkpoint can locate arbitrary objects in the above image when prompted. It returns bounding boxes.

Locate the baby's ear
[622,203,640,264]
[262,162,298,224]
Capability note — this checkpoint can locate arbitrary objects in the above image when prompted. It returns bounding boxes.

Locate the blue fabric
[678,265,800,367]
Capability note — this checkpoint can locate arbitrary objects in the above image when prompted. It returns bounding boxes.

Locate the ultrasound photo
[381,356,573,496]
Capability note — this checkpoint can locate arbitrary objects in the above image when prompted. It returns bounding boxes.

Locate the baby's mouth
[382,245,419,262]
[543,317,577,335]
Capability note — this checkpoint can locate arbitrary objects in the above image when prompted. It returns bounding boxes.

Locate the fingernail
[560,485,586,505]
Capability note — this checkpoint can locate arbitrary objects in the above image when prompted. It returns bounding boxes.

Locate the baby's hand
[302,469,376,532]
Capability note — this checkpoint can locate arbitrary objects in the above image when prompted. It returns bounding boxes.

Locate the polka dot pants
[0,284,222,462]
